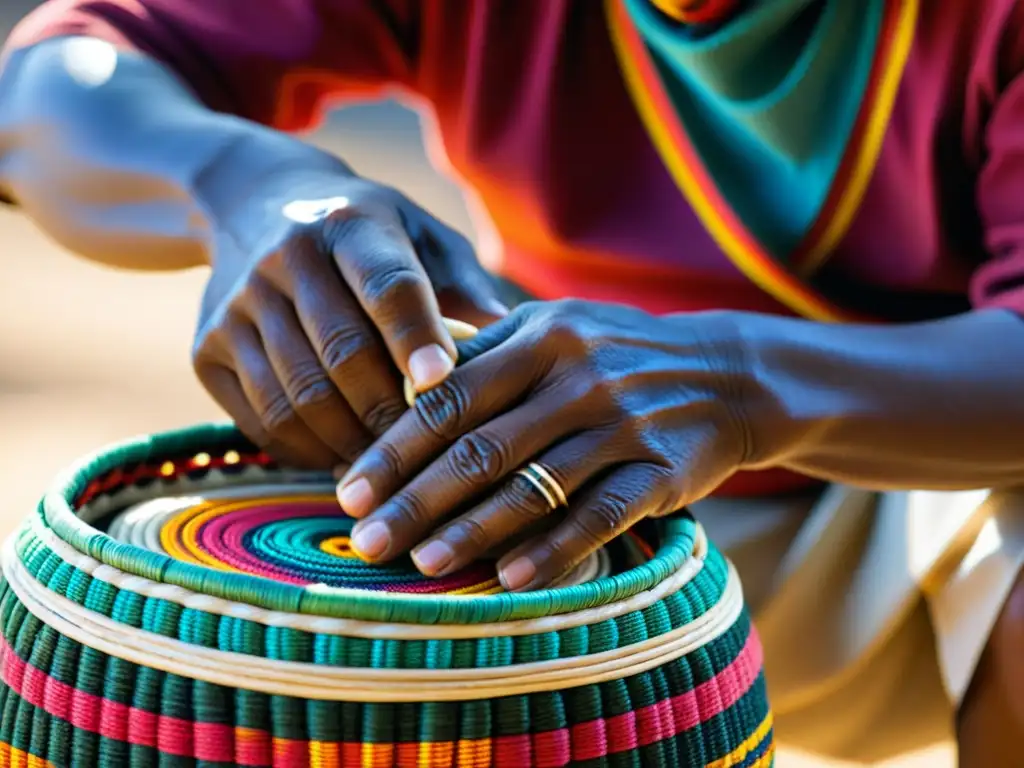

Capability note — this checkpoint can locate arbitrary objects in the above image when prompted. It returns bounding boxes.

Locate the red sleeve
[971,3,1024,313]
[4,0,424,132]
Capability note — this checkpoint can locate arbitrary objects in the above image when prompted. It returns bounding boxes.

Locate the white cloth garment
[691,486,1024,763]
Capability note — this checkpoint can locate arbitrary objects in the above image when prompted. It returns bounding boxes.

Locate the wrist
[191,123,354,264]
[677,310,817,469]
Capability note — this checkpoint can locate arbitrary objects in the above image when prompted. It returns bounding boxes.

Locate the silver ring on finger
[514,462,568,511]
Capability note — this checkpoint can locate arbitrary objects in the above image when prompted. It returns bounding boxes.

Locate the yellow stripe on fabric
[362,742,395,768]
[607,0,920,321]
[795,0,920,275]
[605,0,845,322]
[309,741,340,765]
[445,579,502,595]
[0,743,54,768]
[706,710,774,768]
[319,536,361,559]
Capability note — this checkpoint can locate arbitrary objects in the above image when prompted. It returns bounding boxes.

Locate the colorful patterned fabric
[648,0,740,25]
[610,0,920,322]
[0,425,772,767]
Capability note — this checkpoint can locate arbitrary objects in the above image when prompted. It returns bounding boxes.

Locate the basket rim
[2,536,742,702]
[40,422,701,624]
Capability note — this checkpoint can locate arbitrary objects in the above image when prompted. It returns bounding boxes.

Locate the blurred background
[0,2,952,765]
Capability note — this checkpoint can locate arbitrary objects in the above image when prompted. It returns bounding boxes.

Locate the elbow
[0,38,217,271]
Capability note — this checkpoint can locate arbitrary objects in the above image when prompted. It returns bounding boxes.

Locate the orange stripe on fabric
[455,738,492,767]
[607,0,919,322]
[362,742,396,768]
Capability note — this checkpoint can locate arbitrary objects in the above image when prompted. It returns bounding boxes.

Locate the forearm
[737,308,1024,490]
[0,38,345,270]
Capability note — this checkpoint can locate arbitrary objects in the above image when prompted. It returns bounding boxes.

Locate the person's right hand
[191,170,509,471]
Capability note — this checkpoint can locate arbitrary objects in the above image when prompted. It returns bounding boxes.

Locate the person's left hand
[335,300,758,591]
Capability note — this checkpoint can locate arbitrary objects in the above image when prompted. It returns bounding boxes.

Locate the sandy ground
[0,4,954,764]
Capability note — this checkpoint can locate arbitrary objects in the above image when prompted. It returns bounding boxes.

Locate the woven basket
[0,424,773,767]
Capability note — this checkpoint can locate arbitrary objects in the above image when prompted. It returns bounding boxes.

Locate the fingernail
[337,477,373,518]
[351,521,390,559]
[408,344,454,391]
[412,540,454,576]
[500,557,536,591]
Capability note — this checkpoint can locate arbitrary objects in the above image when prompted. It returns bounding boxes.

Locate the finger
[347,391,595,563]
[336,335,542,519]
[409,431,625,577]
[327,206,457,393]
[288,243,408,436]
[195,362,270,447]
[452,310,523,364]
[496,463,678,591]
[196,362,308,467]
[251,285,373,462]
[401,317,480,409]
[228,322,338,468]
[416,222,509,327]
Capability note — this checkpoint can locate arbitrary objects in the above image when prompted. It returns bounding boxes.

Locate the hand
[336,300,758,591]
[191,168,508,470]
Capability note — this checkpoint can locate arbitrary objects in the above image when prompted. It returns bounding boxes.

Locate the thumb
[436,287,508,328]
[425,229,509,327]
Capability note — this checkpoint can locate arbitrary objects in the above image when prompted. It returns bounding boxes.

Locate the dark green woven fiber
[39,424,700,624]
[0,583,768,767]
[12,524,730,671]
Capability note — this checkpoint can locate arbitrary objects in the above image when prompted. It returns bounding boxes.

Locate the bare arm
[0,0,422,270]
[0,38,345,270]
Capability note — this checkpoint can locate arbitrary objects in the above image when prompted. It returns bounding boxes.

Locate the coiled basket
[0,425,773,767]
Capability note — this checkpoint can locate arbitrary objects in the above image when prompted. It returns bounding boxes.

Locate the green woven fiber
[0,426,774,767]
[39,424,699,624]
[12,525,731,673]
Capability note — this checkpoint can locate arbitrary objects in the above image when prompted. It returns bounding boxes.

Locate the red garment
[9,0,1024,495]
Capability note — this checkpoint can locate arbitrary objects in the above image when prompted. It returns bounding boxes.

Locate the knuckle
[577,491,633,542]
[361,398,408,435]
[413,379,471,440]
[371,438,406,479]
[284,365,335,411]
[190,340,219,371]
[447,432,509,487]
[559,366,614,407]
[358,264,424,310]
[220,297,253,332]
[543,319,591,360]
[447,517,493,550]
[259,392,300,434]
[252,248,286,282]
[495,474,553,521]
[318,324,373,374]
[387,491,433,529]
[318,205,368,243]
[240,271,278,305]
